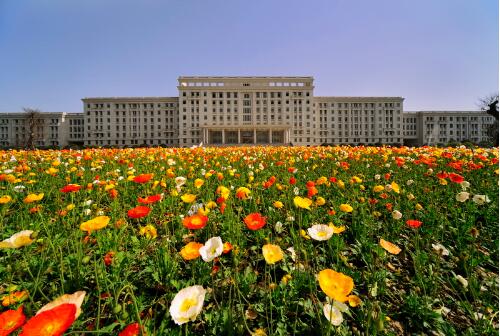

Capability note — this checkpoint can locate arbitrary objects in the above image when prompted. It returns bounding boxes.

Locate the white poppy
[460,181,470,190]
[307,224,334,241]
[169,285,206,325]
[199,237,223,262]
[432,243,450,256]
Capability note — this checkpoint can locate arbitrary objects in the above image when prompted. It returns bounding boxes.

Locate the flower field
[0,145,498,335]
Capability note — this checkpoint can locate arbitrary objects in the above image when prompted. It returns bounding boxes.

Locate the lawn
[0,145,498,335]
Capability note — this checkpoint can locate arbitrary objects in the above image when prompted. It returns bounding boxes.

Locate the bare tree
[20,108,45,149]
[478,94,498,146]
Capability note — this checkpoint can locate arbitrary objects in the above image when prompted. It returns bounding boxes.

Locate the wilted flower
[139,224,157,239]
[432,243,450,256]
[379,238,401,255]
[472,194,490,205]
[455,274,468,288]
[199,236,223,262]
[392,210,402,220]
[2,290,29,306]
[0,230,35,249]
[456,192,470,202]
[262,244,284,264]
[169,285,206,325]
[307,224,334,241]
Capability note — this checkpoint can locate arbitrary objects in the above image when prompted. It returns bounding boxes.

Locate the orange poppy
[244,213,266,231]
[127,206,151,219]
[0,305,25,336]
[179,242,203,260]
[119,322,140,336]
[60,184,81,193]
[137,194,162,204]
[133,174,153,183]
[20,303,76,336]
[2,290,29,306]
[182,214,208,230]
[379,238,402,255]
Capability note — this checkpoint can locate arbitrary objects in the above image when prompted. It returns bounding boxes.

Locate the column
[222,129,225,144]
[253,128,256,144]
[269,129,272,144]
[238,129,241,144]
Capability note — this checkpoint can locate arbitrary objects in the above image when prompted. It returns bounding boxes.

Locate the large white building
[0,76,495,148]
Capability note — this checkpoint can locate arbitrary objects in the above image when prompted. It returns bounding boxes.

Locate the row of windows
[87,103,177,109]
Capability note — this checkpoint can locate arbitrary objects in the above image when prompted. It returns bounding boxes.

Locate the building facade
[0,76,495,148]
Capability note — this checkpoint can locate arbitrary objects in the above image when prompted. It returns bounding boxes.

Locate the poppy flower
[23,193,44,203]
[104,251,115,266]
[169,285,206,325]
[222,242,233,254]
[137,194,163,204]
[339,204,353,213]
[307,224,334,241]
[80,216,110,234]
[180,242,203,260]
[199,236,223,262]
[119,323,140,336]
[20,303,76,336]
[262,244,284,264]
[194,178,204,188]
[181,194,197,203]
[0,195,12,204]
[244,213,266,230]
[0,305,25,336]
[182,214,208,230]
[127,206,151,219]
[318,269,354,302]
[235,187,251,200]
[139,224,157,239]
[133,174,153,183]
[406,219,422,229]
[36,291,86,319]
[60,184,81,193]
[293,196,312,210]
[448,173,464,183]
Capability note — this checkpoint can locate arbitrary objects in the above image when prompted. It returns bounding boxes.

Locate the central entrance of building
[203,128,289,145]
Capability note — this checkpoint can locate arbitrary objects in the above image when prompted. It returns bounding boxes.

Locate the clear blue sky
[0,0,497,112]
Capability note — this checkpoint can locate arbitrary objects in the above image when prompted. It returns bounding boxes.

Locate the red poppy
[289,177,296,185]
[329,177,337,183]
[307,186,318,198]
[306,181,315,188]
[133,174,153,183]
[119,322,140,336]
[104,251,115,266]
[406,219,422,229]
[436,171,449,179]
[137,194,162,204]
[20,303,76,336]
[385,203,393,211]
[220,202,226,214]
[448,173,464,183]
[60,184,81,193]
[223,242,233,254]
[127,206,151,219]
[182,214,208,230]
[0,305,25,336]
[244,213,266,230]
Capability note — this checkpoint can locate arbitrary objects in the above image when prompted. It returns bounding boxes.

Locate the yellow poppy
[80,216,110,233]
